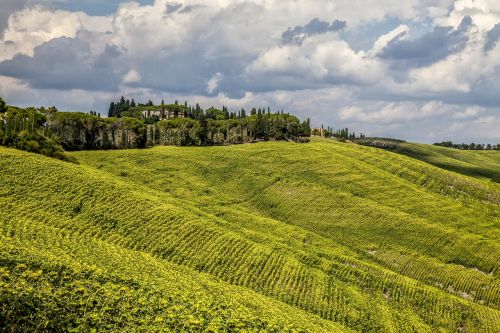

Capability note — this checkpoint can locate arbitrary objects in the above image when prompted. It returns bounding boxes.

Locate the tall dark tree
[0,97,6,113]
[223,106,229,119]
[108,102,115,117]
[198,114,208,145]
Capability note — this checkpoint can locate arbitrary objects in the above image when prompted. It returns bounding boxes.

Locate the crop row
[3,142,499,332]
[2,188,498,332]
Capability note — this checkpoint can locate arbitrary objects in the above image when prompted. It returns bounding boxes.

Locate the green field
[395,142,500,183]
[1,138,499,332]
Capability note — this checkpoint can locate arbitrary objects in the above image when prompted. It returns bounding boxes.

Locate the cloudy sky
[0,0,499,143]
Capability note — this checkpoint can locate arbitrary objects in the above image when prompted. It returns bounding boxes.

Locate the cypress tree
[0,97,6,113]
[108,102,115,117]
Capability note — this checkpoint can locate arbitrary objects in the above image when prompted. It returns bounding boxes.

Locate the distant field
[395,142,500,183]
[1,138,499,332]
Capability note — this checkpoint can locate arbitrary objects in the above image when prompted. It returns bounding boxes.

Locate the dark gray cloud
[179,6,198,14]
[166,2,182,14]
[484,23,500,53]
[282,18,346,44]
[0,36,122,91]
[131,49,250,98]
[163,3,204,16]
[380,16,472,67]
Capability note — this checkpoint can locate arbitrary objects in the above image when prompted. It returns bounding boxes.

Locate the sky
[0,0,499,143]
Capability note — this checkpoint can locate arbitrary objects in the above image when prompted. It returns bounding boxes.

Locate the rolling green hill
[1,138,499,332]
[395,142,500,183]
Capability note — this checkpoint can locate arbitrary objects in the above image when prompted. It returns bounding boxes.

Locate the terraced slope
[395,142,500,183]
[1,138,499,332]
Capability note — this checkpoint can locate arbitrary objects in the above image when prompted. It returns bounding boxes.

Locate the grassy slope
[395,142,500,183]
[0,147,347,332]
[1,137,499,332]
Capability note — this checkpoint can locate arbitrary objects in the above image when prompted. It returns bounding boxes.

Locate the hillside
[1,138,499,332]
[395,142,500,183]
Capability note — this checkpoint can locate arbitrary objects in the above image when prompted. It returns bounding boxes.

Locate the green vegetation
[0,96,311,159]
[434,141,500,150]
[1,137,499,332]
[311,126,363,140]
[352,137,405,150]
[0,102,75,162]
[351,137,500,182]
[47,111,148,150]
[108,96,312,145]
[395,142,500,183]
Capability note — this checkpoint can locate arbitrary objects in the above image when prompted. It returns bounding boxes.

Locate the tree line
[105,97,311,145]
[148,112,310,146]
[0,97,311,161]
[0,101,75,162]
[311,125,365,140]
[434,141,500,150]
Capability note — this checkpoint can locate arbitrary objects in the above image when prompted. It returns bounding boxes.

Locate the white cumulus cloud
[123,70,141,84]
[371,24,410,55]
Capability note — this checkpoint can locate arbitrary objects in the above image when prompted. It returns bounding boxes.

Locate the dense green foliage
[46,112,148,150]
[0,97,311,155]
[0,97,6,113]
[1,138,499,332]
[147,112,311,146]
[0,104,74,162]
[108,96,311,144]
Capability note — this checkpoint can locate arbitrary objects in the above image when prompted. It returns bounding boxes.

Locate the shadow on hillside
[395,146,500,183]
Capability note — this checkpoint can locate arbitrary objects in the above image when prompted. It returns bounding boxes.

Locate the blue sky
[49,0,154,15]
[0,0,499,143]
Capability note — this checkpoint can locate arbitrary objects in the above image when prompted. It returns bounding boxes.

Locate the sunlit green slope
[0,147,348,332]
[395,142,500,183]
[1,137,499,332]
